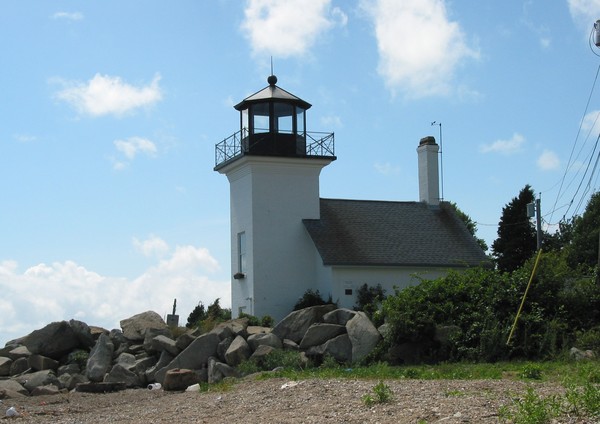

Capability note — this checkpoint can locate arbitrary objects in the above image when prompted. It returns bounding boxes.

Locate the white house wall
[330,266,449,309]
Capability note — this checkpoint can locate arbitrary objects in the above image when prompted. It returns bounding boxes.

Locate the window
[237,232,247,273]
[345,289,353,296]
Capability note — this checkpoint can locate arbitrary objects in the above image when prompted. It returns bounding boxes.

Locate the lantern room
[234,74,311,157]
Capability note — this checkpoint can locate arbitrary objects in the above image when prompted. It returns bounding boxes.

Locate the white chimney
[417,136,440,206]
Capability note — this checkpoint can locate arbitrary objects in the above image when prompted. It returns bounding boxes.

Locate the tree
[186,302,206,328]
[449,202,488,252]
[568,191,600,270]
[491,185,537,272]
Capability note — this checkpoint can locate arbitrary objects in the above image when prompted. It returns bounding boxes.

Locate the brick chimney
[417,136,440,206]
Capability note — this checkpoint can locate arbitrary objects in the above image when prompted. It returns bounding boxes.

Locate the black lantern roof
[234,75,312,111]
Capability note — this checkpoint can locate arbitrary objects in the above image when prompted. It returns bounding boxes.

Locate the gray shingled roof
[303,199,490,268]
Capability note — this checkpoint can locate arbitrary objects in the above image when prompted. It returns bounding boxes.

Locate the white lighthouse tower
[214,75,336,321]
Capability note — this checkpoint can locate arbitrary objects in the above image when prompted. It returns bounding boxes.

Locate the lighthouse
[214,75,336,320]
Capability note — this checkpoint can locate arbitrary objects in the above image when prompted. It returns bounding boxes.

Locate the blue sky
[2,0,600,345]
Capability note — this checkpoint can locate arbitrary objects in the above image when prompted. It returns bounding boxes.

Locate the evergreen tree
[491,185,537,272]
[568,191,600,269]
[449,202,488,252]
[186,302,206,328]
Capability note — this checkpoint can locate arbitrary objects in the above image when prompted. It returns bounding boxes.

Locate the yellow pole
[506,250,543,345]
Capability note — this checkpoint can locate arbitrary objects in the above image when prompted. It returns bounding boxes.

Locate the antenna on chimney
[431,121,444,201]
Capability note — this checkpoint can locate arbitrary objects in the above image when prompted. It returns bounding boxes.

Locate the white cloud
[320,115,343,128]
[0,245,229,345]
[568,0,600,31]
[55,73,162,117]
[241,0,346,57]
[374,162,401,176]
[361,0,479,98]
[133,235,170,257]
[537,149,560,171]
[480,133,525,155]
[51,12,83,21]
[581,110,600,134]
[114,137,157,160]
[13,134,36,143]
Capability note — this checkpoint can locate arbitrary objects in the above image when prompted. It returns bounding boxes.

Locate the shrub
[294,289,335,310]
[362,381,393,406]
[354,283,386,326]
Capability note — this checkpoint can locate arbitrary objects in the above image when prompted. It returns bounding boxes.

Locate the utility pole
[527,195,543,250]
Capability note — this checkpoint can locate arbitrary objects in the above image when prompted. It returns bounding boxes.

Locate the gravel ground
[1,377,588,423]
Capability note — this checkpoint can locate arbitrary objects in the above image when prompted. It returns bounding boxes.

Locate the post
[536,197,542,250]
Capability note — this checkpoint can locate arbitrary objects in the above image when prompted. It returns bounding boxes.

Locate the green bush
[293,289,335,310]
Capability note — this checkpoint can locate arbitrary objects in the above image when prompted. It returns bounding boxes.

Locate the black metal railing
[215,129,335,168]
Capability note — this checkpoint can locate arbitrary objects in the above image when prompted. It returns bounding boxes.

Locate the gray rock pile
[0,305,382,397]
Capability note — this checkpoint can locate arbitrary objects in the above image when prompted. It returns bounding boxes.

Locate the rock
[151,335,180,356]
[75,381,127,393]
[109,329,128,354]
[175,332,196,351]
[211,319,249,340]
[319,334,354,363]
[143,328,173,353]
[224,336,251,367]
[272,304,337,344]
[23,321,80,359]
[86,333,114,382]
[249,344,276,367]
[208,358,238,384]
[31,384,61,396]
[58,363,81,376]
[322,308,357,326]
[282,339,300,351]
[570,347,596,361]
[0,379,28,397]
[105,364,141,388]
[0,357,12,376]
[163,368,202,391]
[247,326,271,335]
[58,372,88,391]
[7,346,30,361]
[120,311,167,342]
[116,352,136,367]
[299,323,346,349]
[28,354,59,371]
[21,369,60,392]
[145,351,174,383]
[155,332,220,384]
[346,311,381,363]
[247,333,282,351]
[217,337,234,363]
[10,357,29,376]
[69,319,96,349]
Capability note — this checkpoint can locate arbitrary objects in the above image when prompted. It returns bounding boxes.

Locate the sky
[3,0,600,345]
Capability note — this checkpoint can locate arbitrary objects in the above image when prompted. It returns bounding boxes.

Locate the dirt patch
[3,377,573,423]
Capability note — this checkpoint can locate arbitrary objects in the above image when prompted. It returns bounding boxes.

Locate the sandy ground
[1,377,589,423]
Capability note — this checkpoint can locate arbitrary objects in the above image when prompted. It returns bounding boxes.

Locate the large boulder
[299,323,346,349]
[247,333,282,351]
[120,311,167,342]
[0,357,12,376]
[86,333,114,382]
[145,350,174,383]
[210,319,249,340]
[272,304,337,344]
[346,312,381,363]
[224,336,251,367]
[23,321,80,360]
[28,354,59,371]
[154,332,220,384]
[319,334,353,363]
[163,368,202,391]
[0,379,28,397]
[151,335,180,356]
[69,319,96,349]
[208,357,238,384]
[21,369,60,392]
[105,364,142,388]
[322,308,358,326]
